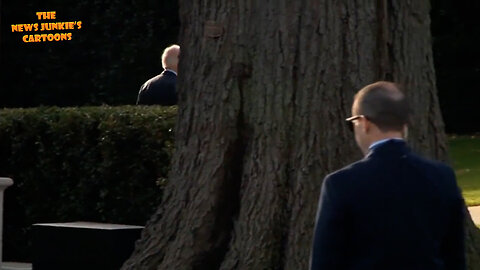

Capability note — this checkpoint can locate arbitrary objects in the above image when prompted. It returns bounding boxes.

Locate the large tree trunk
[123,1,480,269]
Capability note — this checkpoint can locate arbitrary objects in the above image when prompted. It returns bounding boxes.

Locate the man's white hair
[161,44,180,69]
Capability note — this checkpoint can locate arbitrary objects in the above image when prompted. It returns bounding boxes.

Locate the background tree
[123,1,480,269]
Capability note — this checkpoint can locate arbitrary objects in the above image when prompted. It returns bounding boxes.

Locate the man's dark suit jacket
[310,140,465,270]
[136,70,177,105]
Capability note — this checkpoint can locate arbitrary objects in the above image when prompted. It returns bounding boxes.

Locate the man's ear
[363,118,370,134]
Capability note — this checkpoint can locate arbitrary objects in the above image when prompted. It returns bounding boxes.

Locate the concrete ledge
[0,178,13,188]
[2,262,32,270]
[33,222,143,270]
[0,177,14,270]
[35,221,143,230]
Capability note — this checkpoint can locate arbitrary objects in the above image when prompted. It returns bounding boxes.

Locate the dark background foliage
[431,0,480,134]
[0,106,176,261]
[1,0,479,133]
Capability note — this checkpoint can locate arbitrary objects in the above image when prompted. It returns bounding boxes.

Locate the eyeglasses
[345,115,367,132]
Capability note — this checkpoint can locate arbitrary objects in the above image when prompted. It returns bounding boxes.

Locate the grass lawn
[448,135,480,207]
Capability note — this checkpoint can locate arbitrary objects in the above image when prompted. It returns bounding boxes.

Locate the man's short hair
[353,81,410,132]
[161,44,180,69]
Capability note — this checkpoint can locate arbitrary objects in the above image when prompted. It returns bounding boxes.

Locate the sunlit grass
[448,135,480,206]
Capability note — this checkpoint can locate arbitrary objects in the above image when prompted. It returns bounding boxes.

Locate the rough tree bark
[123,1,480,269]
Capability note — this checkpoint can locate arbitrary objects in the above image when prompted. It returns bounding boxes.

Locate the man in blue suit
[310,81,465,270]
[137,44,180,105]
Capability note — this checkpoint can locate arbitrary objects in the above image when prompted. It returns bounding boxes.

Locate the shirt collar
[368,138,404,151]
[164,69,177,76]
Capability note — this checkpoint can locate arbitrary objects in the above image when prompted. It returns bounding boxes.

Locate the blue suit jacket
[137,70,177,106]
[310,140,465,270]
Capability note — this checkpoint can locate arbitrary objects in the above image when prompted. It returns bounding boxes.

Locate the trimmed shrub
[0,105,176,261]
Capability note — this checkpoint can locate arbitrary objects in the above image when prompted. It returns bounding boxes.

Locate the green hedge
[0,105,177,261]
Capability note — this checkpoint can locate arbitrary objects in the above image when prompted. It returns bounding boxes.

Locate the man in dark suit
[310,81,465,270]
[137,44,180,105]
